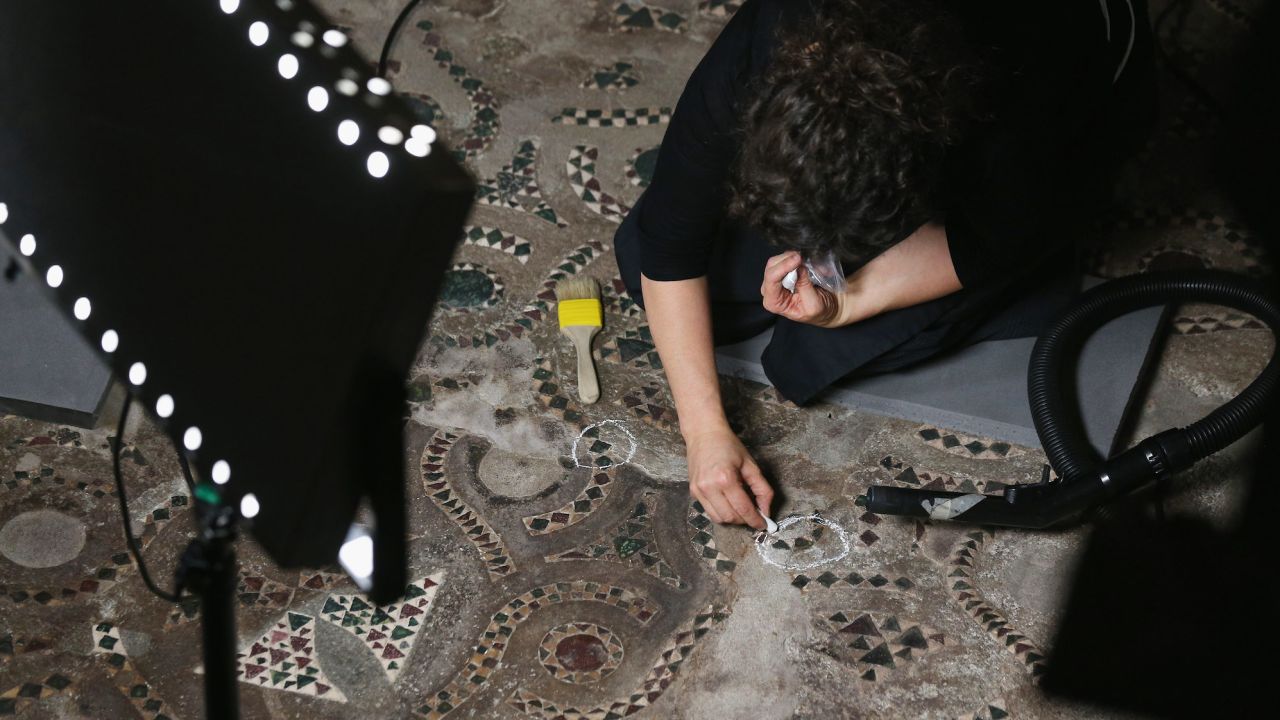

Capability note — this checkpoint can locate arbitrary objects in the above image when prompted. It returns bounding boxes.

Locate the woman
[614,0,1155,529]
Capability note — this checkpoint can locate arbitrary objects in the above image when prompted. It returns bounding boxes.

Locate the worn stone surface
[1,1,1272,718]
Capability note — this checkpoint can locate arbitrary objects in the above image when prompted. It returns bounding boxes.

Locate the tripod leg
[200,535,239,720]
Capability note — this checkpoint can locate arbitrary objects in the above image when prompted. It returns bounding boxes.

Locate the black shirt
[637,0,1146,288]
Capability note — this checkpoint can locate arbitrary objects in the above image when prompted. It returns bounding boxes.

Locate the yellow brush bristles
[555,279,602,328]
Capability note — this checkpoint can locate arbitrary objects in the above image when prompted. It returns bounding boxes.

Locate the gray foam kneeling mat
[715,283,1166,456]
[1,231,113,428]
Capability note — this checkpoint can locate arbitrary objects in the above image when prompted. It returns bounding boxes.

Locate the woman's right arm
[641,273,772,530]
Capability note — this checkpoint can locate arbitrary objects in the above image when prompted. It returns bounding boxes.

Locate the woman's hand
[685,426,773,529]
[760,251,844,327]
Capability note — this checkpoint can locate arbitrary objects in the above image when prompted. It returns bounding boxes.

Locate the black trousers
[614,194,1080,405]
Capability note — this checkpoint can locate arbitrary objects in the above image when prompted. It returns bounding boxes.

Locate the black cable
[112,395,183,603]
[176,446,196,494]
[378,0,425,79]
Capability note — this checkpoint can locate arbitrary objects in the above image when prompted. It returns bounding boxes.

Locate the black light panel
[0,0,474,585]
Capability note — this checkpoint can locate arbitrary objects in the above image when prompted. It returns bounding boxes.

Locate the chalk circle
[570,419,637,469]
[755,514,852,571]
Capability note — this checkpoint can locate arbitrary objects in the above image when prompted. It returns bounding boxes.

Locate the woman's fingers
[724,483,765,529]
[741,464,775,518]
[690,485,719,523]
[704,490,743,526]
[762,251,803,289]
[761,252,804,315]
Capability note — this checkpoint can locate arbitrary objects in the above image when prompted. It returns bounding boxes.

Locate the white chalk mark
[570,419,637,469]
[755,514,852,572]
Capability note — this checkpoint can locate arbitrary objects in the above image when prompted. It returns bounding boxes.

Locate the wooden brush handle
[560,325,599,404]
[563,325,600,403]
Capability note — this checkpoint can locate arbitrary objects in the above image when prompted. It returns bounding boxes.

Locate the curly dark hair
[728,0,991,266]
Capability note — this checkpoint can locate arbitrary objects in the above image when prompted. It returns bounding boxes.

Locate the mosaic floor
[1,1,1273,718]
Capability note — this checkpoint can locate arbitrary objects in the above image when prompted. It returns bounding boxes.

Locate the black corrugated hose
[1029,270,1279,483]
[866,270,1278,527]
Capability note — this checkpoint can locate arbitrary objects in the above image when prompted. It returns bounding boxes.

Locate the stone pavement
[0,1,1272,718]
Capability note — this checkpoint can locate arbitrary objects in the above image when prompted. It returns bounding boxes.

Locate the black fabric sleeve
[635,0,766,281]
[945,6,1117,288]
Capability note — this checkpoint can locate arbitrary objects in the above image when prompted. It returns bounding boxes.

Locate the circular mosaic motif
[538,622,623,684]
[439,262,504,311]
[0,509,87,568]
[626,146,660,187]
[1138,246,1209,273]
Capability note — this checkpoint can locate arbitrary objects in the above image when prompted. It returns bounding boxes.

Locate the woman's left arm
[761,221,962,327]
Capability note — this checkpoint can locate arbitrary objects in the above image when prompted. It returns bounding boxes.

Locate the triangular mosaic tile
[235,612,347,703]
[321,572,444,683]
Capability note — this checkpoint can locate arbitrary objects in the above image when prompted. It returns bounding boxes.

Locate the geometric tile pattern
[434,241,610,350]
[1172,310,1266,334]
[401,92,446,131]
[530,356,589,427]
[507,605,727,719]
[0,672,74,716]
[686,500,736,575]
[567,145,631,224]
[521,420,634,534]
[321,572,444,684]
[915,427,1025,460]
[234,612,347,703]
[237,573,295,610]
[2,492,188,607]
[475,138,566,227]
[439,262,506,313]
[90,622,177,720]
[551,107,673,127]
[416,20,500,159]
[598,325,663,371]
[624,146,658,187]
[789,571,916,594]
[880,456,1010,496]
[537,622,624,684]
[580,62,640,91]
[3,464,111,496]
[522,468,613,535]
[697,0,742,18]
[619,382,675,429]
[822,611,945,683]
[462,225,533,264]
[5,426,85,449]
[415,581,659,719]
[600,276,644,319]
[954,698,1011,720]
[421,430,516,579]
[298,571,349,593]
[1102,206,1269,273]
[947,530,1047,680]
[612,3,687,33]
[546,491,686,589]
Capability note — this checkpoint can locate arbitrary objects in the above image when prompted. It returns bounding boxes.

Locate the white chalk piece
[781,269,798,293]
[759,510,778,534]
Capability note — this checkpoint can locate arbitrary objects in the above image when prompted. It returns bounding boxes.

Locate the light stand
[175,486,241,720]
[1,2,475,715]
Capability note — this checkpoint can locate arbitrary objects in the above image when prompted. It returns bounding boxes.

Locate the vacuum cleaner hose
[867,270,1279,527]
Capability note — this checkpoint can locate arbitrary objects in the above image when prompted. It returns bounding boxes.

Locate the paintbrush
[555,278,602,404]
